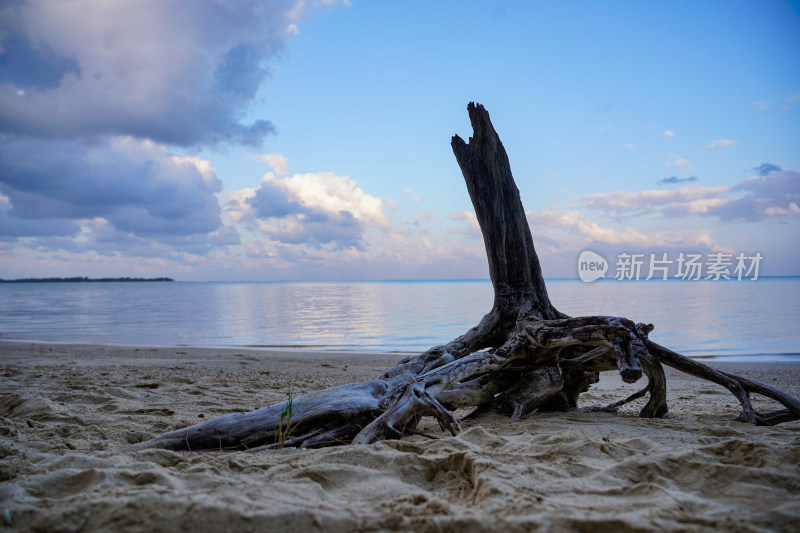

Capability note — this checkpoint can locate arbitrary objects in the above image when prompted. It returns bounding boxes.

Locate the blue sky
[1,0,798,280]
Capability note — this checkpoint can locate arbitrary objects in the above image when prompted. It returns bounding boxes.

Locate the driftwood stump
[142,103,800,451]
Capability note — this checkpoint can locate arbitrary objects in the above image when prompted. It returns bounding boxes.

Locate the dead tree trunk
[140,103,800,452]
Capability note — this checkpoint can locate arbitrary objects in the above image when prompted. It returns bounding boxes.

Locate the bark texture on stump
[452,103,563,322]
[140,103,799,452]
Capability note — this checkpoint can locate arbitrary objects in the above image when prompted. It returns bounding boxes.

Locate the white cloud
[580,186,727,215]
[450,210,479,228]
[765,202,800,217]
[288,0,349,21]
[221,188,259,226]
[624,144,634,150]
[525,208,719,249]
[270,172,388,227]
[579,168,800,221]
[698,139,736,153]
[663,130,675,137]
[255,153,291,176]
[448,211,480,237]
[665,157,691,169]
[0,0,347,265]
[239,159,388,249]
[526,208,583,229]
[753,100,776,111]
[411,211,436,224]
[214,208,488,281]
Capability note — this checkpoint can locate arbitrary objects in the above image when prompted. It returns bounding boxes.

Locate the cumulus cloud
[658,176,698,185]
[228,221,488,281]
[0,192,80,238]
[579,166,800,221]
[0,0,350,272]
[698,139,735,152]
[257,210,365,249]
[261,172,387,226]
[241,164,388,249]
[220,188,259,226]
[0,136,223,239]
[0,0,329,146]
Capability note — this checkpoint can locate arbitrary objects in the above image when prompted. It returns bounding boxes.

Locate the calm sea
[0,279,798,361]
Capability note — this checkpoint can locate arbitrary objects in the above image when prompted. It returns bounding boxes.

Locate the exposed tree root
[138,103,800,452]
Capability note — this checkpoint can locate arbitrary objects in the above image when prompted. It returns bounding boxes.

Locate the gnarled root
[138,102,799,452]
[353,382,461,444]
[643,335,800,425]
[496,366,564,421]
[138,311,799,452]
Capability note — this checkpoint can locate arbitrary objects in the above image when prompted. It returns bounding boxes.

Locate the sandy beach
[1,341,798,532]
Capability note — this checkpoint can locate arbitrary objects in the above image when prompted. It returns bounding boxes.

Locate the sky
[1,0,799,281]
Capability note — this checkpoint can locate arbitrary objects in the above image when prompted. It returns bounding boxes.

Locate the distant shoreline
[0,276,174,283]
[2,276,799,284]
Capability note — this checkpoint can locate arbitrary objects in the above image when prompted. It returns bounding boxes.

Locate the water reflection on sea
[0,278,797,360]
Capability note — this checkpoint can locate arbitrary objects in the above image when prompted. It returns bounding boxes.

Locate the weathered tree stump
[141,103,800,451]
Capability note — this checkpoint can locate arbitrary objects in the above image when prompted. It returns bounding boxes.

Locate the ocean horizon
[1,278,798,362]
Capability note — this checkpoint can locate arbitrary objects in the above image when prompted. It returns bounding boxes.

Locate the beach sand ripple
[1,342,798,532]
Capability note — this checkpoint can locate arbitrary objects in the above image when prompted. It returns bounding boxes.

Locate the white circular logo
[578,250,608,282]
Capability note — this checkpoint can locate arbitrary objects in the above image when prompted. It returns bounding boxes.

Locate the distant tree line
[0,277,174,283]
